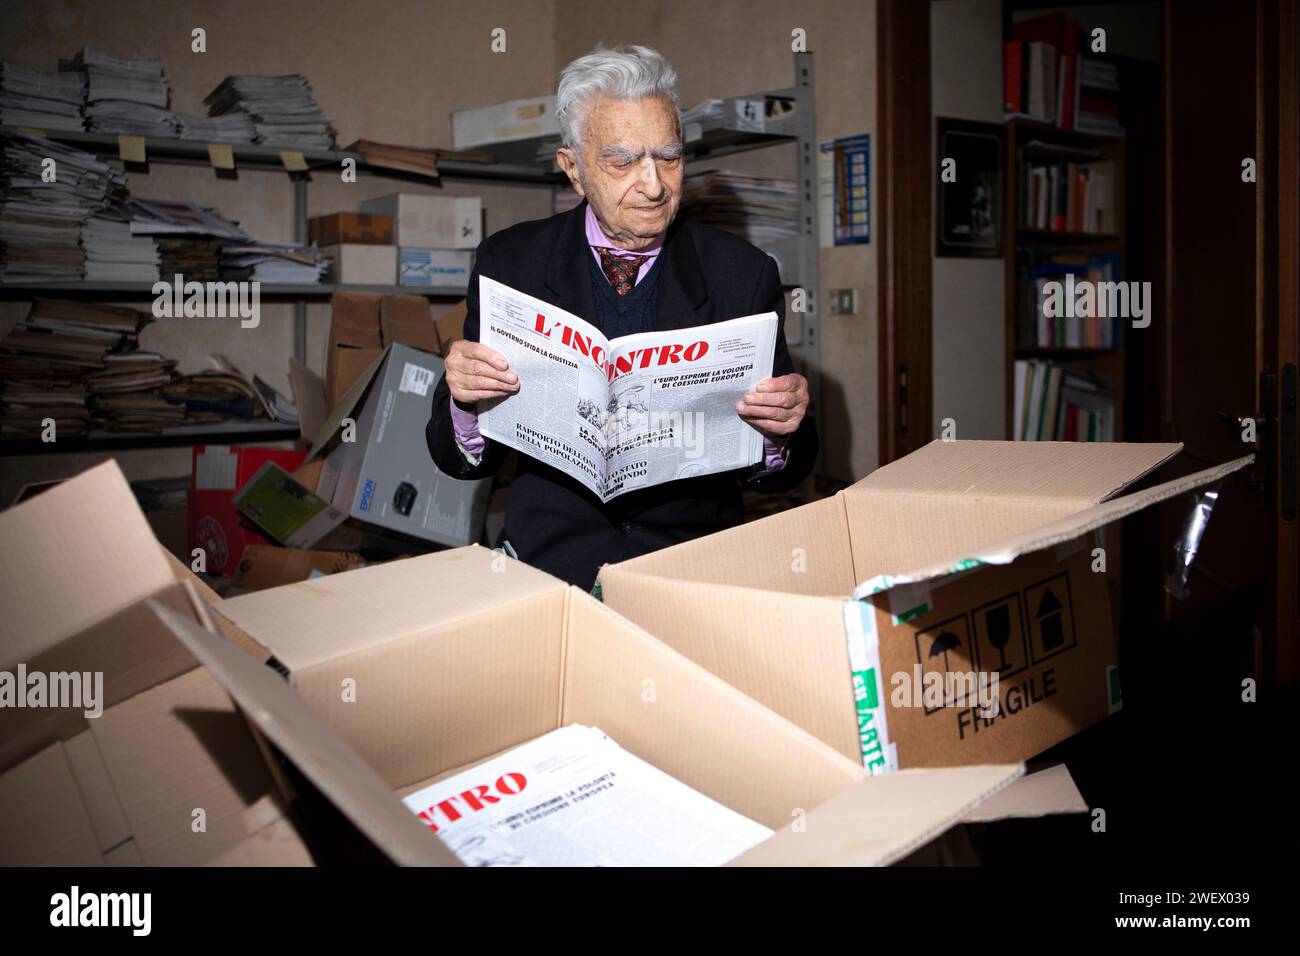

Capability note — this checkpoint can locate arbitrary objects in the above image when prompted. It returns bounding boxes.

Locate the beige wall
[1,0,879,495]
[931,0,1006,440]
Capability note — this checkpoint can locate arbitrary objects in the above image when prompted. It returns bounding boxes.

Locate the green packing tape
[843,599,898,774]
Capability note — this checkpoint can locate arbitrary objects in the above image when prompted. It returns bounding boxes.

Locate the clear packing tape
[1164,483,1223,600]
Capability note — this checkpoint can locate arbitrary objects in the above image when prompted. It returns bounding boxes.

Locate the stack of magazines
[0,131,127,283]
[81,211,159,282]
[203,75,335,150]
[0,61,85,132]
[680,169,799,248]
[65,45,178,138]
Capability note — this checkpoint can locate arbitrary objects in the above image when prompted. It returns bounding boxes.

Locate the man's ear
[556,147,585,195]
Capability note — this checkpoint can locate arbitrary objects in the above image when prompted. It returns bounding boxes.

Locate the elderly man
[427,44,817,591]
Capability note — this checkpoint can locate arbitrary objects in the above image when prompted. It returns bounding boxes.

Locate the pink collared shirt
[450,206,789,472]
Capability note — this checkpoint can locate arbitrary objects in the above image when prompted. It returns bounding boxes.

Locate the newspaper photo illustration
[477,275,779,501]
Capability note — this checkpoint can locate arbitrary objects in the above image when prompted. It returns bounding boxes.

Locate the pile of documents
[125,197,250,242]
[680,169,800,248]
[174,111,256,144]
[155,236,221,281]
[0,298,159,438]
[0,61,86,132]
[0,131,127,282]
[203,75,335,150]
[219,241,327,284]
[65,45,178,138]
[402,725,772,866]
[81,211,159,282]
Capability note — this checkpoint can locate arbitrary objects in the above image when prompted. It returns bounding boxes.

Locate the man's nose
[637,156,665,198]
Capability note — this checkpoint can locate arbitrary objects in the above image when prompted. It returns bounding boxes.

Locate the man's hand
[445,340,519,405]
[736,373,809,439]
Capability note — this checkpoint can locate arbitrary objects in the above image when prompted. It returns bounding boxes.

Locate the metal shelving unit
[0,51,821,452]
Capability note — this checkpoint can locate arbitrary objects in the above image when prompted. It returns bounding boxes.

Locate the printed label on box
[399,362,435,397]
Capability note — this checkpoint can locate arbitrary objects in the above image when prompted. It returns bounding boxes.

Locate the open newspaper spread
[477,275,778,502]
[402,725,773,866]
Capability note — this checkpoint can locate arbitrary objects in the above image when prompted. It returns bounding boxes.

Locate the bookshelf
[1003,117,1127,441]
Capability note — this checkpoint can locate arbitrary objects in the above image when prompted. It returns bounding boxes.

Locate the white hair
[556,44,681,155]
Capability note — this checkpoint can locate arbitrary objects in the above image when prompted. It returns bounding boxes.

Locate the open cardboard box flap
[153,590,1029,867]
[604,441,1251,601]
[849,451,1255,598]
[0,460,176,662]
[305,348,389,463]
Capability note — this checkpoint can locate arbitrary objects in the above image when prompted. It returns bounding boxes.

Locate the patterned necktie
[594,246,646,296]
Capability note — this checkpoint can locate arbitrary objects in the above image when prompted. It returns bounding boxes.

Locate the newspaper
[478,275,778,501]
[402,724,773,866]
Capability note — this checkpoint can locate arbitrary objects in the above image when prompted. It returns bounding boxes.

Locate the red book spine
[1005,41,1023,112]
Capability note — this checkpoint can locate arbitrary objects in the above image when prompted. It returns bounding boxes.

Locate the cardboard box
[230,544,365,592]
[326,292,442,407]
[322,243,398,286]
[379,294,440,354]
[153,544,1048,866]
[188,445,307,575]
[238,344,489,553]
[399,248,472,288]
[452,95,559,149]
[360,193,481,249]
[309,212,393,246]
[433,299,467,357]
[0,461,311,866]
[600,440,1253,771]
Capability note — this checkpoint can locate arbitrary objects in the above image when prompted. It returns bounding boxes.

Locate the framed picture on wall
[935,117,1004,257]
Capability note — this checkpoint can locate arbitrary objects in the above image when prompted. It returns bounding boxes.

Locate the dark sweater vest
[587,245,664,339]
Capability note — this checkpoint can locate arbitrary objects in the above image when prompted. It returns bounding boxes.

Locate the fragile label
[398,362,435,397]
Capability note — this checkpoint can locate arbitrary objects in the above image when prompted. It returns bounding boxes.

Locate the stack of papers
[0,61,85,132]
[67,45,178,137]
[680,169,800,248]
[680,98,725,125]
[0,131,126,282]
[81,211,159,282]
[155,236,221,281]
[402,724,773,866]
[203,75,335,150]
[0,298,157,438]
[174,111,256,144]
[125,197,250,241]
[219,241,326,284]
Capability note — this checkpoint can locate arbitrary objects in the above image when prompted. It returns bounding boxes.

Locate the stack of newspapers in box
[402,725,773,867]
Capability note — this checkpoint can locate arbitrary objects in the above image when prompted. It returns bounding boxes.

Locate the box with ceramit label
[237,344,488,554]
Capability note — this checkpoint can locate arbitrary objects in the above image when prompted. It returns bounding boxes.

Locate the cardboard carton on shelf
[322,243,397,286]
[599,440,1253,772]
[188,445,307,575]
[399,248,472,288]
[452,95,560,149]
[308,212,393,246]
[0,461,311,866]
[238,344,489,555]
[151,544,1082,866]
[359,193,481,250]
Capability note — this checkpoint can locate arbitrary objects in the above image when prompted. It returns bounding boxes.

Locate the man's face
[558,94,684,251]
